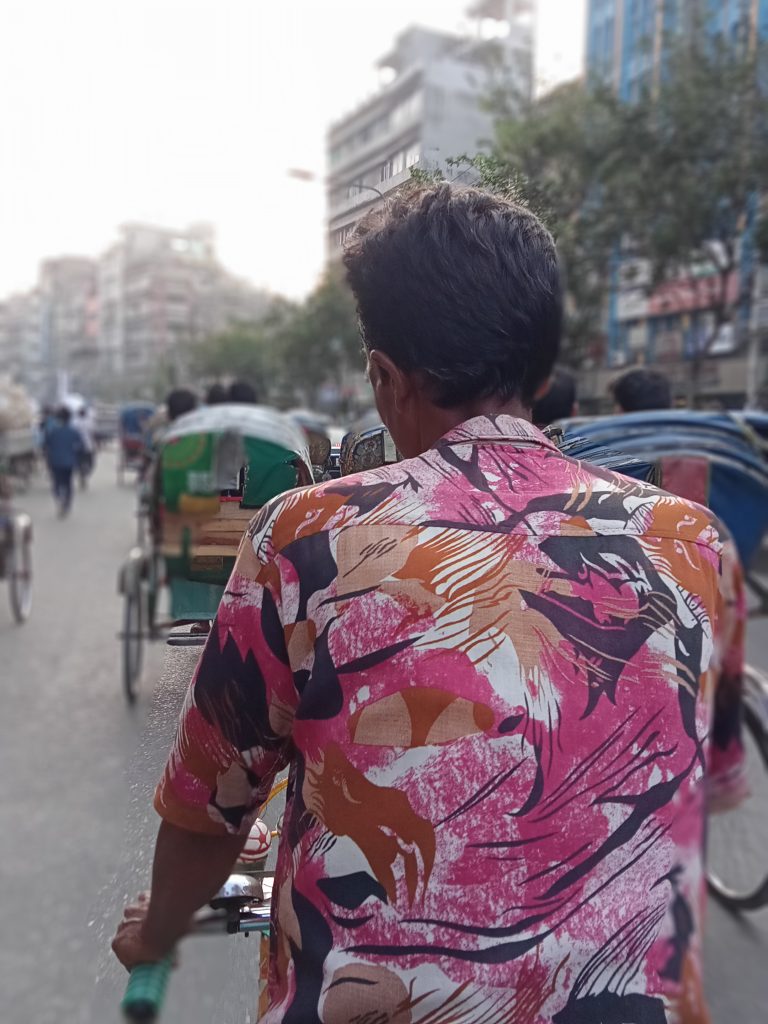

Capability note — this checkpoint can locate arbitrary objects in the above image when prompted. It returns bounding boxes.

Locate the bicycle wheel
[8,531,32,623]
[122,582,144,704]
[706,667,768,911]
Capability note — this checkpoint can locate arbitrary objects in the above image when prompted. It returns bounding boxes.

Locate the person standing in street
[74,406,96,489]
[44,407,84,517]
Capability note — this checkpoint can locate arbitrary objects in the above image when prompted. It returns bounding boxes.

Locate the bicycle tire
[8,532,32,624]
[706,670,768,911]
[122,584,144,705]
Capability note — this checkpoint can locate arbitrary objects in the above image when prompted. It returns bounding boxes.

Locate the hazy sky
[0,0,585,301]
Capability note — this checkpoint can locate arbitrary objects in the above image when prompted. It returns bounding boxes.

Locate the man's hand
[110,820,247,972]
[112,892,176,971]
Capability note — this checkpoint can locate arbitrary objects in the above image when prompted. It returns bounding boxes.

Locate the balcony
[328,159,437,222]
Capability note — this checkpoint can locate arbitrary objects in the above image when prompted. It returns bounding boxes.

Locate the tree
[455,22,768,403]
[193,269,362,411]
[279,266,362,408]
[440,82,630,368]
[191,298,297,400]
[612,29,768,401]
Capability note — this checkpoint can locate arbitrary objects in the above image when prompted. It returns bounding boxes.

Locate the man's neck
[414,398,531,455]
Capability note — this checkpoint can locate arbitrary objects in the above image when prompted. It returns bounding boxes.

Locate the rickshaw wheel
[8,531,32,624]
[122,580,144,704]
[706,666,768,912]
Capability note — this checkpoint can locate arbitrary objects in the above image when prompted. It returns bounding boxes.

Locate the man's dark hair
[166,389,198,422]
[343,184,562,408]
[206,383,228,405]
[611,369,672,413]
[532,368,577,427]
[58,406,72,424]
[228,380,259,404]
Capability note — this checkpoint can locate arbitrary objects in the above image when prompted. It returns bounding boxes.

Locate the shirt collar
[436,414,559,453]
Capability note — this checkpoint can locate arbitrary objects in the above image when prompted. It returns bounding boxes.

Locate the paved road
[0,451,766,1023]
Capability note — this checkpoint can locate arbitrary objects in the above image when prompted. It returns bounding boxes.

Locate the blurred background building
[579,0,768,410]
[39,256,99,400]
[0,290,43,397]
[0,223,271,402]
[327,1,534,256]
[588,0,768,100]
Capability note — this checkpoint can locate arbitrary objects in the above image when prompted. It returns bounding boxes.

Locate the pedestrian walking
[74,406,96,489]
[44,407,84,517]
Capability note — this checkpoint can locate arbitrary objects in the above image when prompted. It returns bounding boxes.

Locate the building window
[333,225,355,249]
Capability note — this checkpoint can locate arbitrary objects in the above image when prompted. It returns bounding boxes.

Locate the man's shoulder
[245,464,409,558]
[576,457,724,551]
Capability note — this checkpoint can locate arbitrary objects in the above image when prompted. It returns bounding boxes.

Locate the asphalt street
[0,451,766,1023]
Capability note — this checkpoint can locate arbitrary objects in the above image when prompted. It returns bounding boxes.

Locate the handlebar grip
[121,957,173,1021]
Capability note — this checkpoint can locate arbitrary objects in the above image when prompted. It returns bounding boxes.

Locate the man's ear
[367,350,412,411]
[533,376,552,402]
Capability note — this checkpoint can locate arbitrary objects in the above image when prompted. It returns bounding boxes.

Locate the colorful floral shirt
[156,415,744,1024]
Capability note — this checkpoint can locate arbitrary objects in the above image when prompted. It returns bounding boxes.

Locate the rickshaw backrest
[159,405,311,513]
[119,403,155,437]
[559,411,768,568]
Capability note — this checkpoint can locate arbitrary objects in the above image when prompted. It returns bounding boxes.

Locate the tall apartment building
[327,2,534,256]
[39,256,99,397]
[0,223,271,401]
[582,0,768,407]
[98,222,217,387]
[98,222,271,393]
[588,0,768,100]
[0,291,43,396]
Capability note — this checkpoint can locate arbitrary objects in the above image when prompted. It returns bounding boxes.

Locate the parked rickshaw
[117,402,155,485]
[118,404,312,704]
[0,462,32,624]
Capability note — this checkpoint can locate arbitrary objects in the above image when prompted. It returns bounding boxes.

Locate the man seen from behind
[113,185,743,1024]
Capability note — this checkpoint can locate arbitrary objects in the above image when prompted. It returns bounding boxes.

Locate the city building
[39,256,99,397]
[326,1,534,256]
[0,290,44,396]
[587,0,768,100]
[100,222,217,388]
[98,222,271,394]
[0,222,272,402]
[583,0,768,408]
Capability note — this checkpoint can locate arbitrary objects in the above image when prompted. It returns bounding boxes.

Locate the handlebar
[121,784,285,1023]
[121,877,273,1022]
[121,958,173,1023]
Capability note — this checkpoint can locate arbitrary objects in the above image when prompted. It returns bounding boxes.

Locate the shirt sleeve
[155,499,299,835]
[707,534,748,813]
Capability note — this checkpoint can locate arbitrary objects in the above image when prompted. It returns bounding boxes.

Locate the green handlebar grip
[121,957,173,1021]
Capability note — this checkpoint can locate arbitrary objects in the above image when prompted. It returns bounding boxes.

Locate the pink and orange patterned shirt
[156,415,744,1024]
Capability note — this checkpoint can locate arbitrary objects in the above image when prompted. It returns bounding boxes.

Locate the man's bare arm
[113,821,246,968]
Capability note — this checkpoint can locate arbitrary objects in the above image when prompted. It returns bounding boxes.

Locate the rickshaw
[117,404,312,704]
[0,460,32,624]
[117,402,155,485]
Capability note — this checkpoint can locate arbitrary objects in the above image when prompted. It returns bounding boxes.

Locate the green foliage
[616,33,768,293]
[461,82,628,365]
[481,30,768,379]
[194,269,361,408]
[279,266,362,389]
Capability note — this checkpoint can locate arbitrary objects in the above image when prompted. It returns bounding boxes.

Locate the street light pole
[287,168,384,201]
[349,183,385,200]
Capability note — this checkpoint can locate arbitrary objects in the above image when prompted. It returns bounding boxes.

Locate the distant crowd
[532,366,672,427]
